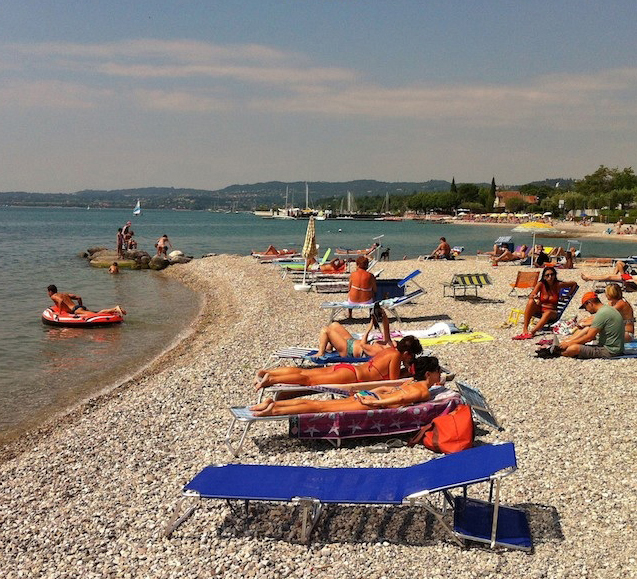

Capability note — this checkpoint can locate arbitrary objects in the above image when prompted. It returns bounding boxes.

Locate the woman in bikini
[492,244,528,264]
[513,266,578,340]
[251,355,440,417]
[315,305,395,358]
[348,255,376,302]
[254,336,422,389]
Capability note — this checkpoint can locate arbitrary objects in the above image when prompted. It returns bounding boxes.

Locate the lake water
[0,207,632,443]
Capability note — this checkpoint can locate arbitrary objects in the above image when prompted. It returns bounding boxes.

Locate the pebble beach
[1,254,636,579]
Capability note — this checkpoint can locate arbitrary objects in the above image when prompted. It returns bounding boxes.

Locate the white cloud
[1,38,637,131]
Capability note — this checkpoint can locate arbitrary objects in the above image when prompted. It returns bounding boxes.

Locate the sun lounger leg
[293,498,323,543]
[225,417,253,457]
[164,494,201,538]
[490,478,501,548]
[408,497,465,547]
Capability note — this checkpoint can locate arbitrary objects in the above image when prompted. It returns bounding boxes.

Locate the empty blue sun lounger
[165,442,531,550]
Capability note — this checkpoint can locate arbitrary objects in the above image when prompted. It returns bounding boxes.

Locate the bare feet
[115,305,127,316]
[581,273,591,281]
[254,372,270,390]
[250,399,275,416]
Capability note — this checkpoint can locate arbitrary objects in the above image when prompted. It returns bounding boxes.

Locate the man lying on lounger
[552,292,624,359]
[251,356,439,416]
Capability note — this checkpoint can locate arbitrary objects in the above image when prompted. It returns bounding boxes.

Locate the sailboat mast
[305,182,309,209]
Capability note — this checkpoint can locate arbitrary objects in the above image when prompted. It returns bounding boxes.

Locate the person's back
[593,304,625,355]
[349,268,375,303]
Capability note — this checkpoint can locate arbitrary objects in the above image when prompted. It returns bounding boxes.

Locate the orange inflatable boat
[41,307,124,328]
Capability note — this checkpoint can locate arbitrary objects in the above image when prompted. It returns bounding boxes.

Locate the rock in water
[148,256,170,270]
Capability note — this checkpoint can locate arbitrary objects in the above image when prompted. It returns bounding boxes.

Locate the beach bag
[408,404,474,454]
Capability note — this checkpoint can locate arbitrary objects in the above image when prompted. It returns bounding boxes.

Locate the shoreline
[2,255,635,577]
[0,271,205,464]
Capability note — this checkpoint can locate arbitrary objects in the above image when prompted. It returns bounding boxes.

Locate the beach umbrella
[543,211,552,217]
[296,216,317,290]
[512,221,560,266]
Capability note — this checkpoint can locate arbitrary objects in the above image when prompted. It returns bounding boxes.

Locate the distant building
[494,191,538,209]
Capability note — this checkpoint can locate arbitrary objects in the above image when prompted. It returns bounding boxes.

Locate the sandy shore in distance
[1,255,636,578]
[450,217,637,243]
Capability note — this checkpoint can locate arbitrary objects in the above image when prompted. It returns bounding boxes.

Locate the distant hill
[0,180,457,210]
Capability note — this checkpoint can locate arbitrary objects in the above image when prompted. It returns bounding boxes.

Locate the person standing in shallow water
[156,234,172,257]
[116,228,124,259]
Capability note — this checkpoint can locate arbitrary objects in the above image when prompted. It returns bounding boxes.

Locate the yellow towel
[418,332,494,346]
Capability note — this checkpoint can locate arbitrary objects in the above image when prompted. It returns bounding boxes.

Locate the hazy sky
[1,1,636,192]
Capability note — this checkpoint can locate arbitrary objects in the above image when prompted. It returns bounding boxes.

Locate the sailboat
[133,199,141,216]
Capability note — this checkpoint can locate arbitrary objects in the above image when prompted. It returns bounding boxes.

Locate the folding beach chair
[165,442,532,551]
[442,273,493,298]
[509,271,539,297]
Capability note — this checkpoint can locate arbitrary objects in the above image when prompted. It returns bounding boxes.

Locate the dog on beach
[380,248,390,261]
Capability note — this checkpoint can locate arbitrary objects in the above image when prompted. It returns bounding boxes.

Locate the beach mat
[418,331,494,346]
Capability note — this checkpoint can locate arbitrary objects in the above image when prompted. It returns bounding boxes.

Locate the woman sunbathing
[492,244,528,264]
[581,261,636,289]
[250,355,440,417]
[315,305,394,358]
[513,266,578,340]
[254,336,422,389]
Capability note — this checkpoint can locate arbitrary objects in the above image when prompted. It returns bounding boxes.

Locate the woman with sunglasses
[513,266,578,340]
[251,356,439,417]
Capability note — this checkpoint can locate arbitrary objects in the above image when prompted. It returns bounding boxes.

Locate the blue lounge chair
[320,270,425,323]
[165,442,532,550]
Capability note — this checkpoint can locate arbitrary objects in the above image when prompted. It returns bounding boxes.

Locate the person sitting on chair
[512,267,577,340]
[533,245,550,268]
[254,336,422,389]
[554,292,625,358]
[251,355,440,417]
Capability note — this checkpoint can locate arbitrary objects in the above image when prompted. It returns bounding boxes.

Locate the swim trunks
[71,305,82,313]
[354,390,380,401]
[346,338,356,357]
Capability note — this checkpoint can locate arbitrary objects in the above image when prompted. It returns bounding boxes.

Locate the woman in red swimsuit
[513,266,578,340]
[254,336,422,389]
[251,356,440,417]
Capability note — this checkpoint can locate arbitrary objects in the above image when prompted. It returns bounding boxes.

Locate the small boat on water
[133,199,141,216]
[41,307,124,328]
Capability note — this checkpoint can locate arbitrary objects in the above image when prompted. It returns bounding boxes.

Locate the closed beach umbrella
[512,221,560,266]
[298,216,317,289]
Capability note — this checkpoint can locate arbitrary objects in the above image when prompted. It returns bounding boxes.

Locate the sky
[1,0,636,192]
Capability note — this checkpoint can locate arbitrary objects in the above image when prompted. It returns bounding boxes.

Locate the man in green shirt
[557,291,625,358]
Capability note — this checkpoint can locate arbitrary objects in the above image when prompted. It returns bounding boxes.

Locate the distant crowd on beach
[115,220,173,263]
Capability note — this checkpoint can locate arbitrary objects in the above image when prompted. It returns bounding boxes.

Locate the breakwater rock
[82,247,192,270]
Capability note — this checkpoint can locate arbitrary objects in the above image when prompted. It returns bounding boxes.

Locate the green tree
[486,177,496,211]
[450,177,458,194]
[457,183,479,203]
[505,197,527,213]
